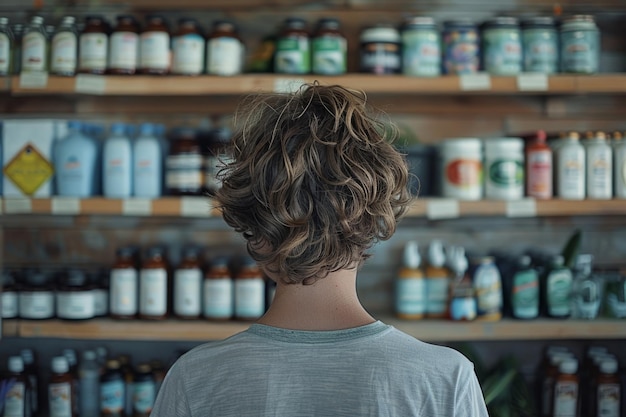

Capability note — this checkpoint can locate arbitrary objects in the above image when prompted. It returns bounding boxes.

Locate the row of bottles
[0,347,168,417]
[539,345,623,417]
[394,240,626,321]
[2,247,275,321]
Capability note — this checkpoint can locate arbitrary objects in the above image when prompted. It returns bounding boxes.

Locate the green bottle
[544,255,573,318]
[511,255,539,319]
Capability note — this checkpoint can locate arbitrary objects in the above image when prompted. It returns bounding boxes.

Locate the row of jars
[1,247,276,322]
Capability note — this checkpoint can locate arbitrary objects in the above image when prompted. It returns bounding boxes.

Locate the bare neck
[257,269,376,331]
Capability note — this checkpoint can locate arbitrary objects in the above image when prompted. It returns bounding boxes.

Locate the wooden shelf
[7,317,626,342]
[8,74,626,97]
[2,319,19,338]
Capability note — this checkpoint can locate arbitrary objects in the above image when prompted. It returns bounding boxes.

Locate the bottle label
[166,154,203,169]
[559,148,584,198]
[443,28,479,74]
[597,383,620,417]
[527,149,552,198]
[553,380,578,417]
[139,268,168,316]
[19,291,54,319]
[93,288,108,316]
[522,28,558,73]
[275,36,310,74]
[0,33,11,74]
[445,159,482,188]
[49,382,72,417]
[174,268,202,316]
[1,291,18,318]
[173,34,205,75]
[140,31,170,70]
[51,32,77,73]
[22,31,47,72]
[547,270,572,316]
[4,380,26,417]
[361,42,401,74]
[166,170,203,190]
[234,278,265,319]
[109,31,138,70]
[473,263,503,317]
[561,29,599,73]
[100,380,125,414]
[56,291,95,319]
[110,268,138,315]
[488,159,523,187]
[79,33,108,71]
[425,277,450,315]
[207,37,244,76]
[395,277,426,316]
[588,148,612,198]
[483,28,522,75]
[203,278,234,319]
[402,30,440,76]
[312,35,347,75]
[133,380,156,414]
[512,270,539,319]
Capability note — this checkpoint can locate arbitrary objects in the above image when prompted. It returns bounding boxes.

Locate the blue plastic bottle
[102,123,133,198]
[133,123,162,198]
[54,120,98,197]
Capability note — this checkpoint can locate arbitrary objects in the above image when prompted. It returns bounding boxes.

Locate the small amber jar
[206,20,244,76]
[110,246,139,319]
[274,17,310,74]
[139,246,169,320]
[139,14,170,75]
[234,256,265,321]
[78,15,108,74]
[56,269,95,321]
[108,14,139,75]
[173,246,203,319]
[172,17,205,75]
[203,256,234,320]
[312,17,347,75]
[166,127,204,196]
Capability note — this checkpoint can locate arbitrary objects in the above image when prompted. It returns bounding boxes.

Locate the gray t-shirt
[151,321,489,416]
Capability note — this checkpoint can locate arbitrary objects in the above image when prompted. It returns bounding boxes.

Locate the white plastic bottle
[613,134,626,198]
[395,241,425,319]
[133,122,162,198]
[586,132,612,199]
[79,350,100,417]
[557,132,586,200]
[54,120,98,197]
[103,123,133,198]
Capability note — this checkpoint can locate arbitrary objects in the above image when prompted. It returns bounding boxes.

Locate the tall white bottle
[614,134,626,198]
[102,122,132,198]
[54,120,98,197]
[586,132,612,200]
[557,132,586,200]
[133,122,162,198]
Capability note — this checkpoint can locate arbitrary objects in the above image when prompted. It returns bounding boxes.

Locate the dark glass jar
[203,256,234,320]
[132,363,156,417]
[312,18,346,75]
[206,20,244,76]
[139,14,170,75]
[172,18,205,75]
[108,15,139,75]
[79,15,108,74]
[1,269,19,319]
[166,127,204,196]
[360,24,401,74]
[139,246,169,320]
[56,269,95,320]
[234,256,265,321]
[274,17,310,74]
[18,269,55,320]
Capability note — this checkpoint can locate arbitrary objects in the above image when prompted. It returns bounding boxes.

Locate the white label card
[4,198,33,214]
[122,199,152,216]
[506,199,537,218]
[181,197,211,217]
[459,73,491,91]
[19,72,48,89]
[274,78,306,93]
[426,199,460,220]
[75,74,107,94]
[51,198,80,215]
[517,73,548,91]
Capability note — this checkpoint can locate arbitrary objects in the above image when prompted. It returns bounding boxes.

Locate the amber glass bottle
[139,14,170,75]
[173,246,203,319]
[203,256,234,320]
[108,15,139,75]
[139,246,169,320]
[78,15,108,74]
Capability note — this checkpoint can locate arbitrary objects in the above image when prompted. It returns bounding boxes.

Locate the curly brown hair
[214,84,412,285]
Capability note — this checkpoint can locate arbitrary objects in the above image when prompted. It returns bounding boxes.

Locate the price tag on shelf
[122,199,152,216]
[506,199,537,218]
[51,198,80,215]
[426,199,460,220]
[19,72,48,89]
[459,73,491,91]
[181,197,211,217]
[517,73,548,91]
[75,74,107,94]
[274,78,306,93]
[4,198,33,214]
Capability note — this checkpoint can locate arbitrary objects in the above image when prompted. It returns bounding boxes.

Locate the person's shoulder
[172,330,254,370]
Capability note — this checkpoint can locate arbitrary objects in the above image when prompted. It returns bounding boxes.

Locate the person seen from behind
[151,83,489,416]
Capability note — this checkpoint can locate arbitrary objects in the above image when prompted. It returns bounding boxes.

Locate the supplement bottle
[553,358,579,417]
[110,246,139,319]
[78,350,100,417]
[173,246,203,319]
[526,130,553,199]
[542,352,575,417]
[470,255,503,321]
[133,122,163,198]
[0,17,13,76]
[166,127,204,196]
[442,19,479,74]
[206,20,244,76]
[48,356,75,417]
[510,255,539,320]
[544,255,573,319]
[521,16,558,74]
[203,256,234,320]
[56,269,95,320]
[586,131,613,200]
[100,359,125,417]
[401,16,440,77]
[79,15,108,74]
[132,363,156,417]
[439,138,483,200]
[234,256,265,320]
[21,16,48,73]
[102,122,133,198]
[3,356,32,417]
[50,16,77,76]
[1,269,18,319]
[108,15,139,75]
[54,120,98,197]
[425,240,451,318]
[614,132,626,198]
[557,132,586,200]
[18,269,55,320]
[481,16,522,75]
[395,241,425,319]
[596,358,621,417]
[274,17,310,74]
[360,25,401,75]
[139,14,170,75]
[311,18,346,75]
[561,15,600,74]
[484,137,524,200]
[172,18,205,76]
[139,246,169,320]
[447,246,476,321]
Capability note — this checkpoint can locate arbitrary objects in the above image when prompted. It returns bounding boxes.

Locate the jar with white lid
[439,138,483,200]
[484,138,524,200]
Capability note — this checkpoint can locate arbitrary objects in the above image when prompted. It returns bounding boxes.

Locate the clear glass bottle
[21,15,48,73]
[0,17,13,76]
[51,16,78,76]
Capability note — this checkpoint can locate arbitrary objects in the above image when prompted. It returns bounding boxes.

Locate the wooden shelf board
[2,319,19,338]
[12,317,626,341]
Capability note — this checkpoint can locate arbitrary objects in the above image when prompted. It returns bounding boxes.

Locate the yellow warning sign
[3,143,54,195]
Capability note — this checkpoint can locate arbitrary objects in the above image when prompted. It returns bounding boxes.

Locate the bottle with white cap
[424,240,451,318]
[553,358,579,417]
[557,132,586,200]
[48,356,75,417]
[586,131,613,199]
[395,241,425,319]
[595,358,621,417]
[3,356,32,417]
